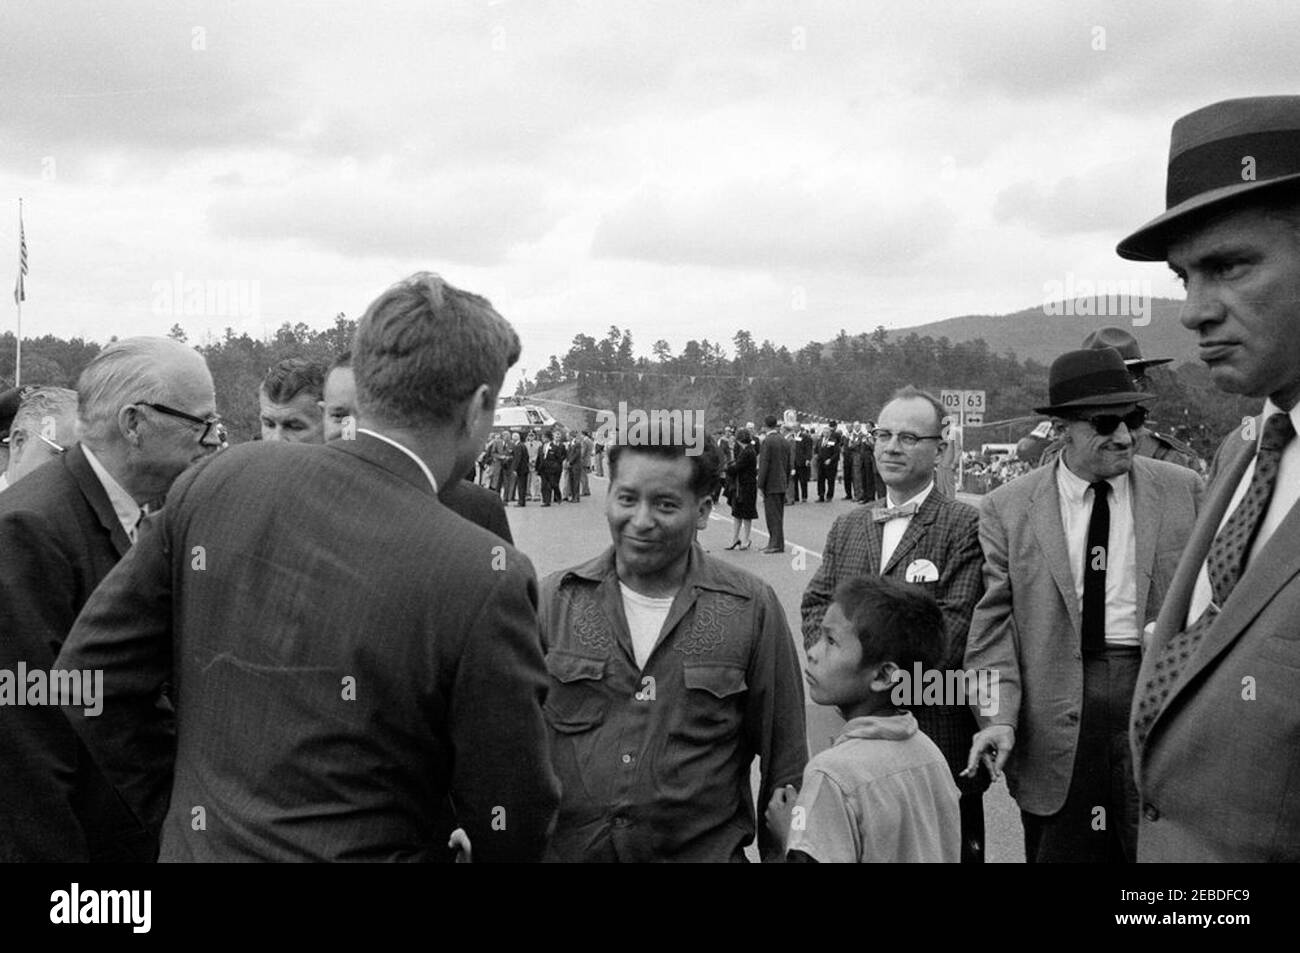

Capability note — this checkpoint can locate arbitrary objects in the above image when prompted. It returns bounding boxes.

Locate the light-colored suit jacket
[1132,416,1300,861]
[965,456,1201,816]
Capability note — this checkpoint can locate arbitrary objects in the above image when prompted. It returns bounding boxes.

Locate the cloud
[992,158,1164,236]
[592,176,956,274]
[206,165,556,265]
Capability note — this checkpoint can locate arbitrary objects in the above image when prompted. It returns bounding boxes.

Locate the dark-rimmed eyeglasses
[1074,407,1147,436]
[870,429,943,450]
[136,402,224,444]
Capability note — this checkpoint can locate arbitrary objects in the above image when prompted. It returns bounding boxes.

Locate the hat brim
[1034,391,1152,416]
[1117,172,1300,261]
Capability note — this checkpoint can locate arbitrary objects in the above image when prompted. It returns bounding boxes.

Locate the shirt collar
[81,444,143,539]
[1055,454,1128,504]
[885,479,934,510]
[835,711,918,744]
[355,428,439,495]
[563,542,749,598]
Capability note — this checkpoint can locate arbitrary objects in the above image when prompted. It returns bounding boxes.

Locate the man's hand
[764,784,799,849]
[963,725,1014,781]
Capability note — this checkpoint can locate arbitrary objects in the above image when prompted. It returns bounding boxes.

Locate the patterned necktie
[1081,481,1110,657]
[1133,411,1296,746]
[873,501,918,523]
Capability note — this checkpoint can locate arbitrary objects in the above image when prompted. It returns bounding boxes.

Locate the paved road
[507,474,1024,863]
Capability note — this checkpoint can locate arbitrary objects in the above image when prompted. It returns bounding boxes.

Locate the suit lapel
[1161,426,1300,707]
[66,444,131,557]
[862,502,885,574]
[331,432,440,499]
[1029,465,1080,635]
[1153,431,1253,643]
[1130,458,1163,620]
[882,491,940,576]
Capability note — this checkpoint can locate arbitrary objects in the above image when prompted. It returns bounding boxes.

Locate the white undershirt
[1055,459,1139,646]
[1188,399,1300,624]
[880,480,934,572]
[620,583,676,669]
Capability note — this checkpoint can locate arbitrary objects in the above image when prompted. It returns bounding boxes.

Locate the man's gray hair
[77,337,194,441]
[353,272,521,427]
[11,386,78,439]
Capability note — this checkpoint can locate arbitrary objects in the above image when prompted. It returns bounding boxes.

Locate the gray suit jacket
[1133,415,1300,860]
[55,435,560,861]
[965,456,1201,815]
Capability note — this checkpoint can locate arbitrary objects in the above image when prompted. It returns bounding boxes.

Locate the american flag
[13,203,27,306]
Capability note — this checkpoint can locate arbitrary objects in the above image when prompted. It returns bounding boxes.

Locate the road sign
[965,412,984,426]
[940,390,963,413]
[963,390,986,413]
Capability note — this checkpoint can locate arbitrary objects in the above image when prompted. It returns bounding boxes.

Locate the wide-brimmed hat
[1080,326,1172,371]
[1035,348,1152,415]
[1118,96,1300,261]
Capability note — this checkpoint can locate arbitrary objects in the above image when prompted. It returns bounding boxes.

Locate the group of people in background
[475,428,601,507]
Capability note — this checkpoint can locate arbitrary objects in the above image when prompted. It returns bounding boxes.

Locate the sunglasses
[1074,407,1147,436]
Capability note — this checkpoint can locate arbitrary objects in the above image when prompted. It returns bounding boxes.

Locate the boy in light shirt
[767,575,960,862]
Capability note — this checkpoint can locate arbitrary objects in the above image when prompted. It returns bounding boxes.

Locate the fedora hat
[1034,348,1152,415]
[1080,326,1172,371]
[1118,96,1300,261]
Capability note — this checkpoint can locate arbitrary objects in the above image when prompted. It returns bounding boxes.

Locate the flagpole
[14,197,22,387]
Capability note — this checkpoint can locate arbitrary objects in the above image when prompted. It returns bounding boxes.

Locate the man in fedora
[964,348,1201,862]
[1119,96,1300,861]
[1037,327,1203,474]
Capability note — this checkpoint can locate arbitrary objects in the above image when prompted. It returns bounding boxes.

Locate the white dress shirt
[356,428,440,495]
[1188,399,1300,623]
[879,480,935,572]
[81,444,144,543]
[1055,459,1140,646]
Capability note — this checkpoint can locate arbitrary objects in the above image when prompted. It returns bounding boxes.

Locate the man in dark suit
[1119,96,1300,860]
[56,273,560,862]
[510,429,532,508]
[794,427,813,502]
[537,430,564,506]
[756,414,789,554]
[0,337,221,862]
[965,349,1201,863]
[801,387,989,862]
[816,421,842,502]
[321,350,512,540]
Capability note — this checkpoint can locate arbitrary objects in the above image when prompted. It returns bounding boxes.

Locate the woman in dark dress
[725,428,758,550]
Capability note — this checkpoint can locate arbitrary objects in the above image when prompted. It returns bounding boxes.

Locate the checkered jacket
[800,490,988,792]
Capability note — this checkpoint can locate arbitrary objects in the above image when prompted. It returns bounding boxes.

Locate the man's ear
[461,384,495,437]
[118,403,144,447]
[695,493,713,531]
[868,660,900,693]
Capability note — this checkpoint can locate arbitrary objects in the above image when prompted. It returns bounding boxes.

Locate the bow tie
[873,501,919,523]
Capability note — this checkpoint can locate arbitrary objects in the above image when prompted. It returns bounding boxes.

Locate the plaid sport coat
[800,489,988,792]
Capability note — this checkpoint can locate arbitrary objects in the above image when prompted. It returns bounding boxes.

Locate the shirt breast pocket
[679,663,748,742]
[544,651,608,733]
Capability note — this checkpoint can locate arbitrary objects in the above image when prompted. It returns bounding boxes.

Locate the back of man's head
[353,272,520,429]
[6,386,79,484]
[764,414,778,429]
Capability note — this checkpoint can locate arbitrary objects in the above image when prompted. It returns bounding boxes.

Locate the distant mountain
[883,297,1196,366]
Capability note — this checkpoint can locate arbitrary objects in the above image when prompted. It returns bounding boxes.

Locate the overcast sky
[3,0,1300,392]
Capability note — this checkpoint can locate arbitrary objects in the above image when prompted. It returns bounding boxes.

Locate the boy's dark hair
[764,414,778,428]
[607,434,720,500]
[832,575,943,672]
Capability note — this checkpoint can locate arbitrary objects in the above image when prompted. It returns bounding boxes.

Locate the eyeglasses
[136,402,224,444]
[1074,407,1147,436]
[870,429,943,450]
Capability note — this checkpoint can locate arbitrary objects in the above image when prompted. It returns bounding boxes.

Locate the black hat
[1034,348,1152,416]
[1080,326,1172,372]
[1118,96,1300,261]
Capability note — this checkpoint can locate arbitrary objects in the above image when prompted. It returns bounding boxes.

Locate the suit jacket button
[1143,804,1159,821]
